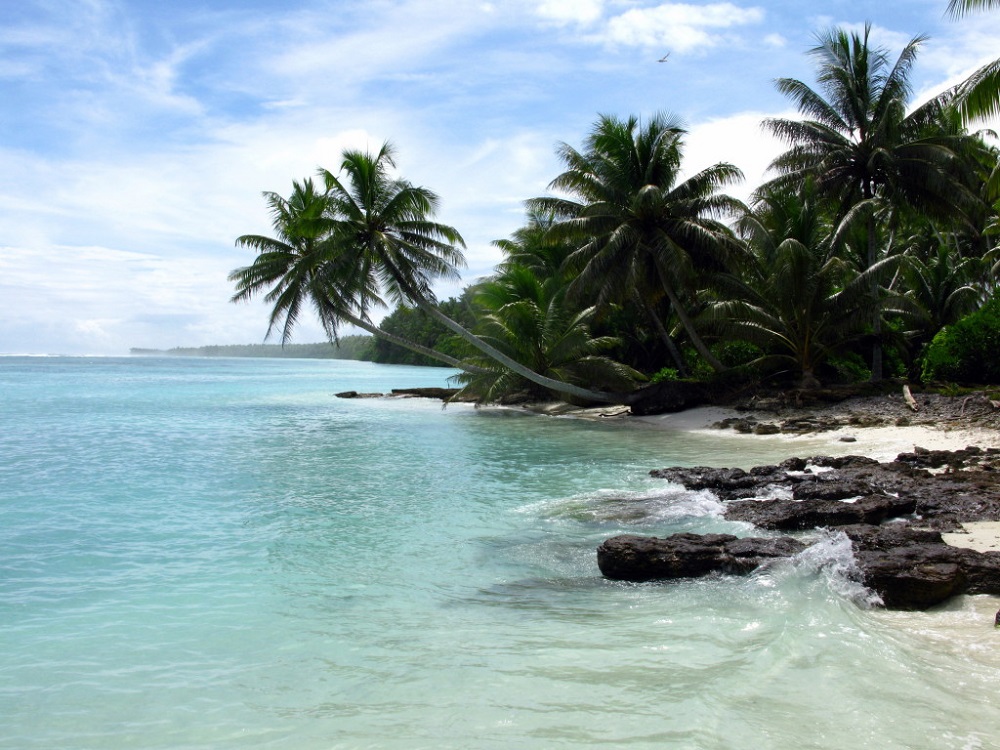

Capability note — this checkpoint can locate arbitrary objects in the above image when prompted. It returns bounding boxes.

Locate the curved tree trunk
[654,264,726,373]
[379,258,630,404]
[867,216,884,382]
[416,299,629,403]
[338,310,490,375]
[641,295,689,376]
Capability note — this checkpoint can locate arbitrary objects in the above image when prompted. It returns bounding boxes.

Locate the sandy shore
[524,400,1000,461]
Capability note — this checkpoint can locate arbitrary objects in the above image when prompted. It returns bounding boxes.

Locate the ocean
[1,356,997,749]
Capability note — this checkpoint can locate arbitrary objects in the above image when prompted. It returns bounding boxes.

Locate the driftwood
[961,395,974,416]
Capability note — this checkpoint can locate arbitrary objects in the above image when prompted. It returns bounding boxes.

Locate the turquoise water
[1,356,998,749]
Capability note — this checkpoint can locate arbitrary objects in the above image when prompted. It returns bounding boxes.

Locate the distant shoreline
[129,341,371,360]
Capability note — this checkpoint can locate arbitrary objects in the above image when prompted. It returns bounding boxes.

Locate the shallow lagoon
[1,356,997,749]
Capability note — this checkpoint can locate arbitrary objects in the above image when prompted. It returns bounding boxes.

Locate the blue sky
[1,0,997,354]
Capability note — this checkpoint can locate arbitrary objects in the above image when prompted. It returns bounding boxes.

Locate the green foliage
[649,367,679,384]
[453,263,640,403]
[921,296,1000,383]
[825,352,871,383]
[714,340,764,369]
[370,297,476,367]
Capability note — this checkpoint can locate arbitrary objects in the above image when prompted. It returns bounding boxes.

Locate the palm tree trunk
[640,295,689,376]
[379,259,628,404]
[654,264,726,372]
[416,298,628,403]
[338,310,489,375]
[868,216,883,382]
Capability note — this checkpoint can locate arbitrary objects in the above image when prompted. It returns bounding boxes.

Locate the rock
[725,495,916,530]
[650,450,1000,526]
[597,524,1000,610]
[858,555,967,609]
[627,381,710,416]
[754,423,781,435]
[840,435,857,443]
[390,387,462,400]
[335,390,384,398]
[603,448,1000,609]
[596,532,806,582]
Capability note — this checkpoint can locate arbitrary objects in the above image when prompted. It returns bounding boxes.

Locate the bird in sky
[658,53,670,62]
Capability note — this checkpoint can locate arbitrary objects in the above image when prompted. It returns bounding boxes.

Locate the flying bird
[658,53,670,62]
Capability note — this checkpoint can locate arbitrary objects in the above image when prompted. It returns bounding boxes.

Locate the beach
[521,391,1000,556]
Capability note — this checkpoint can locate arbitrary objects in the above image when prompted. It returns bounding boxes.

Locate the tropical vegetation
[231,15,1000,403]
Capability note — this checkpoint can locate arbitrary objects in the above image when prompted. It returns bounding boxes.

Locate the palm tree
[709,181,889,388]
[228,177,474,370]
[763,24,980,379]
[454,264,640,403]
[898,226,984,347]
[532,113,744,373]
[947,0,1000,16]
[944,0,1000,124]
[317,142,629,403]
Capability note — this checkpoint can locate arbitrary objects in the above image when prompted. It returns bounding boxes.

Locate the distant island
[131,337,373,361]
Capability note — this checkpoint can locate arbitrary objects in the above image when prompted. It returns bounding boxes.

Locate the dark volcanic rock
[597,523,1000,609]
[597,532,806,581]
[627,381,710,416]
[602,448,1000,609]
[650,450,1000,526]
[725,495,916,530]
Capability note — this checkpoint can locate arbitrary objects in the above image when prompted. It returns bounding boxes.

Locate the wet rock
[650,450,1000,526]
[597,532,806,582]
[754,423,781,435]
[725,495,916,530]
[597,523,1000,610]
[605,448,1000,609]
[335,390,384,398]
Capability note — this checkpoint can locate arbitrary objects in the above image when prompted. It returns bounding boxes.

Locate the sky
[1,0,998,355]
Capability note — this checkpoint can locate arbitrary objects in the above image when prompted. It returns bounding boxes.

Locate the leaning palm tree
[317,143,629,403]
[532,113,744,373]
[763,24,981,379]
[454,264,640,403]
[229,177,473,370]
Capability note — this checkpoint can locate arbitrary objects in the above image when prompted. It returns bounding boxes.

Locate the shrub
[921,296,1000,384]
[650,367,680,384]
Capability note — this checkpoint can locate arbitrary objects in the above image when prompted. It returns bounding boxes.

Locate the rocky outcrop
[597,533,806,582]
[650,449,1000,529]
[598,448,1000,610]
[626,381,710,416]
[336,387,465,401]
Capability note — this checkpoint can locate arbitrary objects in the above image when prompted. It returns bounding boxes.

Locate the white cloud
[602,2,765,53]
[683,110,789,204]
[535,0,605,26]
